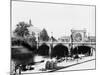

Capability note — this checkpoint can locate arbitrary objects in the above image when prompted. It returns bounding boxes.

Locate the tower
[29,19,32,26]
[71,29,86,42]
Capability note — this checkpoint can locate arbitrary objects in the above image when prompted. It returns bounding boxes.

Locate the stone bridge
[38,41,96,49]
[36,29,96,57]
[37,41,96,57]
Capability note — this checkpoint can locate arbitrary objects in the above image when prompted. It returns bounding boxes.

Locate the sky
[12,1,95,39]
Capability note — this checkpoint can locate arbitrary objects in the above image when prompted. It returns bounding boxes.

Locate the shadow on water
[11,38,37,65]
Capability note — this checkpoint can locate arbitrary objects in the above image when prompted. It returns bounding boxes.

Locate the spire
[29,19,32,26]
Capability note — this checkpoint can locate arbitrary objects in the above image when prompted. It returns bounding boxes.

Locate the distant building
[88,36,96,42]
[71,29,87,42]
[28,20,41,36]
[28,26,41,35]
[49,36,57,42]
[27,20,41,42]
[58,36,70,42]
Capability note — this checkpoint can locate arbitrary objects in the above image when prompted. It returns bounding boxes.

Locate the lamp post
[49,32,53,59]
[51,32,53,42]
[36,33,39,49]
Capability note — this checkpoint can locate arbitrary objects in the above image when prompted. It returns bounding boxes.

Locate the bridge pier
[49,44,53,59]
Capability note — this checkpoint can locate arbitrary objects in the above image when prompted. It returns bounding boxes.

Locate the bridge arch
[52,43,69,59]
[37,43,49,56]
[71,45,93,56]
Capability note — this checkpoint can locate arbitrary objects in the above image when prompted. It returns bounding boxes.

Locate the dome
[28,26,41,35]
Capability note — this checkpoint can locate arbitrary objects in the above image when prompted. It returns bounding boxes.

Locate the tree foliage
[14,22,30,37]
[12,21,37,48]
[39,28,49,41]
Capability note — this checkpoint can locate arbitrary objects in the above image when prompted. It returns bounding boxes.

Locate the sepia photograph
[11,0,96,75]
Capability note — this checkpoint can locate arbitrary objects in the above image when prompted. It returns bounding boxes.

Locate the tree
[26,35,37,48]
[14,22,30,38]
[12,21,37,48]
[39,28,49,41]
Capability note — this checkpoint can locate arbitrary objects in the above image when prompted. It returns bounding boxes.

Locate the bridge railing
[38,41,96,45]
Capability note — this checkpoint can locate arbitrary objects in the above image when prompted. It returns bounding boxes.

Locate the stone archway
[52,44,69,59]
[37,43,49,56]
[71,45,92,56]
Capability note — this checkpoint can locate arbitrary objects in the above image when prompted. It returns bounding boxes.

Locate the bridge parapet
[38,41,96,49]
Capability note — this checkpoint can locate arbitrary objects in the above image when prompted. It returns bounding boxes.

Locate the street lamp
[35,32,40,49]
[49,32,53,59]
[51,32,53,42]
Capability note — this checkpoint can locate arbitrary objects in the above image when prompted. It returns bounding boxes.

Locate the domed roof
[28,26,41,35]
[28,19,41,35]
